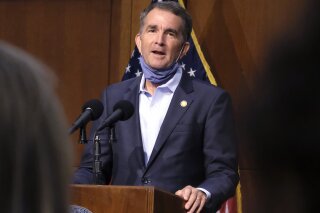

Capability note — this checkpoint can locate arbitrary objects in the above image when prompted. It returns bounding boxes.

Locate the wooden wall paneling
[60,0,112,166]
[0,0,112,166]
[130,0,149,56]
[109,0,133,84]
[222,0,305,169]
[131,0,150,45]
[108,0,150,84]
[187,0,307,212]
[187,0,306,168]
[0,2,28,48]
[187,0,306,161]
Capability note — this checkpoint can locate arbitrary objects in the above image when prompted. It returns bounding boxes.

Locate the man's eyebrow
[144,25,179,34]
[165,28,179,35]
[145,24,157,30]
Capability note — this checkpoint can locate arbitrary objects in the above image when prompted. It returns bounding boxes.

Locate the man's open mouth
[152,50,165,55]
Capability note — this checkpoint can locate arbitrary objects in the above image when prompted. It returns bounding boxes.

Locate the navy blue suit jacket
[74,72,239,211]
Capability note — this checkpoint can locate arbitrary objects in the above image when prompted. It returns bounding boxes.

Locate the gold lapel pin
[180,100,187,107]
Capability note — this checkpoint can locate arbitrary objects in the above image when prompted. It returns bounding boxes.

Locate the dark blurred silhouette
[246,0,320,212]
[0,41,72,213]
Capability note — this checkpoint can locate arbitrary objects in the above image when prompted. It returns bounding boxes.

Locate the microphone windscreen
[82,99,104,120]
[113,100,134,121]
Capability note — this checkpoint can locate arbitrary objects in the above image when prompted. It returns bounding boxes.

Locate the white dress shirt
[139,68,182,165]
[138,68,211,200]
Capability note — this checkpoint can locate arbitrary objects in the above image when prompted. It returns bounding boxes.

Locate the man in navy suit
[74,1,239,212]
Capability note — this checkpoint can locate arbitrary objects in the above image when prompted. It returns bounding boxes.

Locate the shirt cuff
[197,187,211,202]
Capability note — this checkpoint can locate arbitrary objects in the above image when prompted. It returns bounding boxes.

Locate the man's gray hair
[139,1,192,41]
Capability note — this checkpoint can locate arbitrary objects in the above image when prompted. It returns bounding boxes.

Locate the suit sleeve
[198,90,239,210]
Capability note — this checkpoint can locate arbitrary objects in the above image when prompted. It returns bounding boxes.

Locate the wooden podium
[70,184,186,213]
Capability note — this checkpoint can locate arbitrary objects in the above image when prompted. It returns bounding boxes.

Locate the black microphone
[69,99,104,134]
[97,100,134,131]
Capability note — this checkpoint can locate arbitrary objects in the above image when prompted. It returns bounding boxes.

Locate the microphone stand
[109,125,117,143]
[93,125,117,184]
[93,134,102,184]
[79,125,88,144]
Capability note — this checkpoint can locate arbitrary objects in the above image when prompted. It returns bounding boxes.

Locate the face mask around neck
[139,56,180,84]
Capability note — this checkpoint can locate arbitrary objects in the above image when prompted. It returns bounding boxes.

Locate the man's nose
[155,33,165,45]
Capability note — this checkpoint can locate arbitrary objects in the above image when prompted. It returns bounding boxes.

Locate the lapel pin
[180,100,187,107]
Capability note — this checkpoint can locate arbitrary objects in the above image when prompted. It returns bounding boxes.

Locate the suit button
[141,177,151,184]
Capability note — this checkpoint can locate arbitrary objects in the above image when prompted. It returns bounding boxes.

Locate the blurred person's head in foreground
[246,0,320,212]
[0,41,72,213]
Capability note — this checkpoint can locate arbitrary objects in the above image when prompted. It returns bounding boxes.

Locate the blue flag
[122,0,217,86]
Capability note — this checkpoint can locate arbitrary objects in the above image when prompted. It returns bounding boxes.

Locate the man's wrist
[197,187,211,202]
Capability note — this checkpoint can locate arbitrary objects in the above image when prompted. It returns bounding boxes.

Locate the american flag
[121,1,241,213]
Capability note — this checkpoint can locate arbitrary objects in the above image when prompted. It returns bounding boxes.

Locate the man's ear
[181,42,190,58]
[135,33,142,54]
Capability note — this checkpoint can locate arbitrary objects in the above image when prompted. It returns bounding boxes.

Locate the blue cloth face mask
[139,56,180,84]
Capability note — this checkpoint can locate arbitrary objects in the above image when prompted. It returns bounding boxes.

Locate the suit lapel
[122,77,146,169]
[146,73,194,170]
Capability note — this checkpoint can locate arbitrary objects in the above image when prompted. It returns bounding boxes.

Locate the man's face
[135,8,189,70]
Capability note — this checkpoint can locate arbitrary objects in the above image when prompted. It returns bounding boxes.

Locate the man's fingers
[187,189,207,213]
[176,186,207,213]
[182,186,192,200]
[187,194,201,212]
[193,194,206,213]
[185,189,197,209]
[196,196,206,213]
[175,185,192,201]
[175,189,182,197]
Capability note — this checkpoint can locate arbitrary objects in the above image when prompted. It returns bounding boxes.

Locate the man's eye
[167,32,176,37]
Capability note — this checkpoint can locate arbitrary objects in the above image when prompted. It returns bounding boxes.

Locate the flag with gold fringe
[122,0,242,212]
